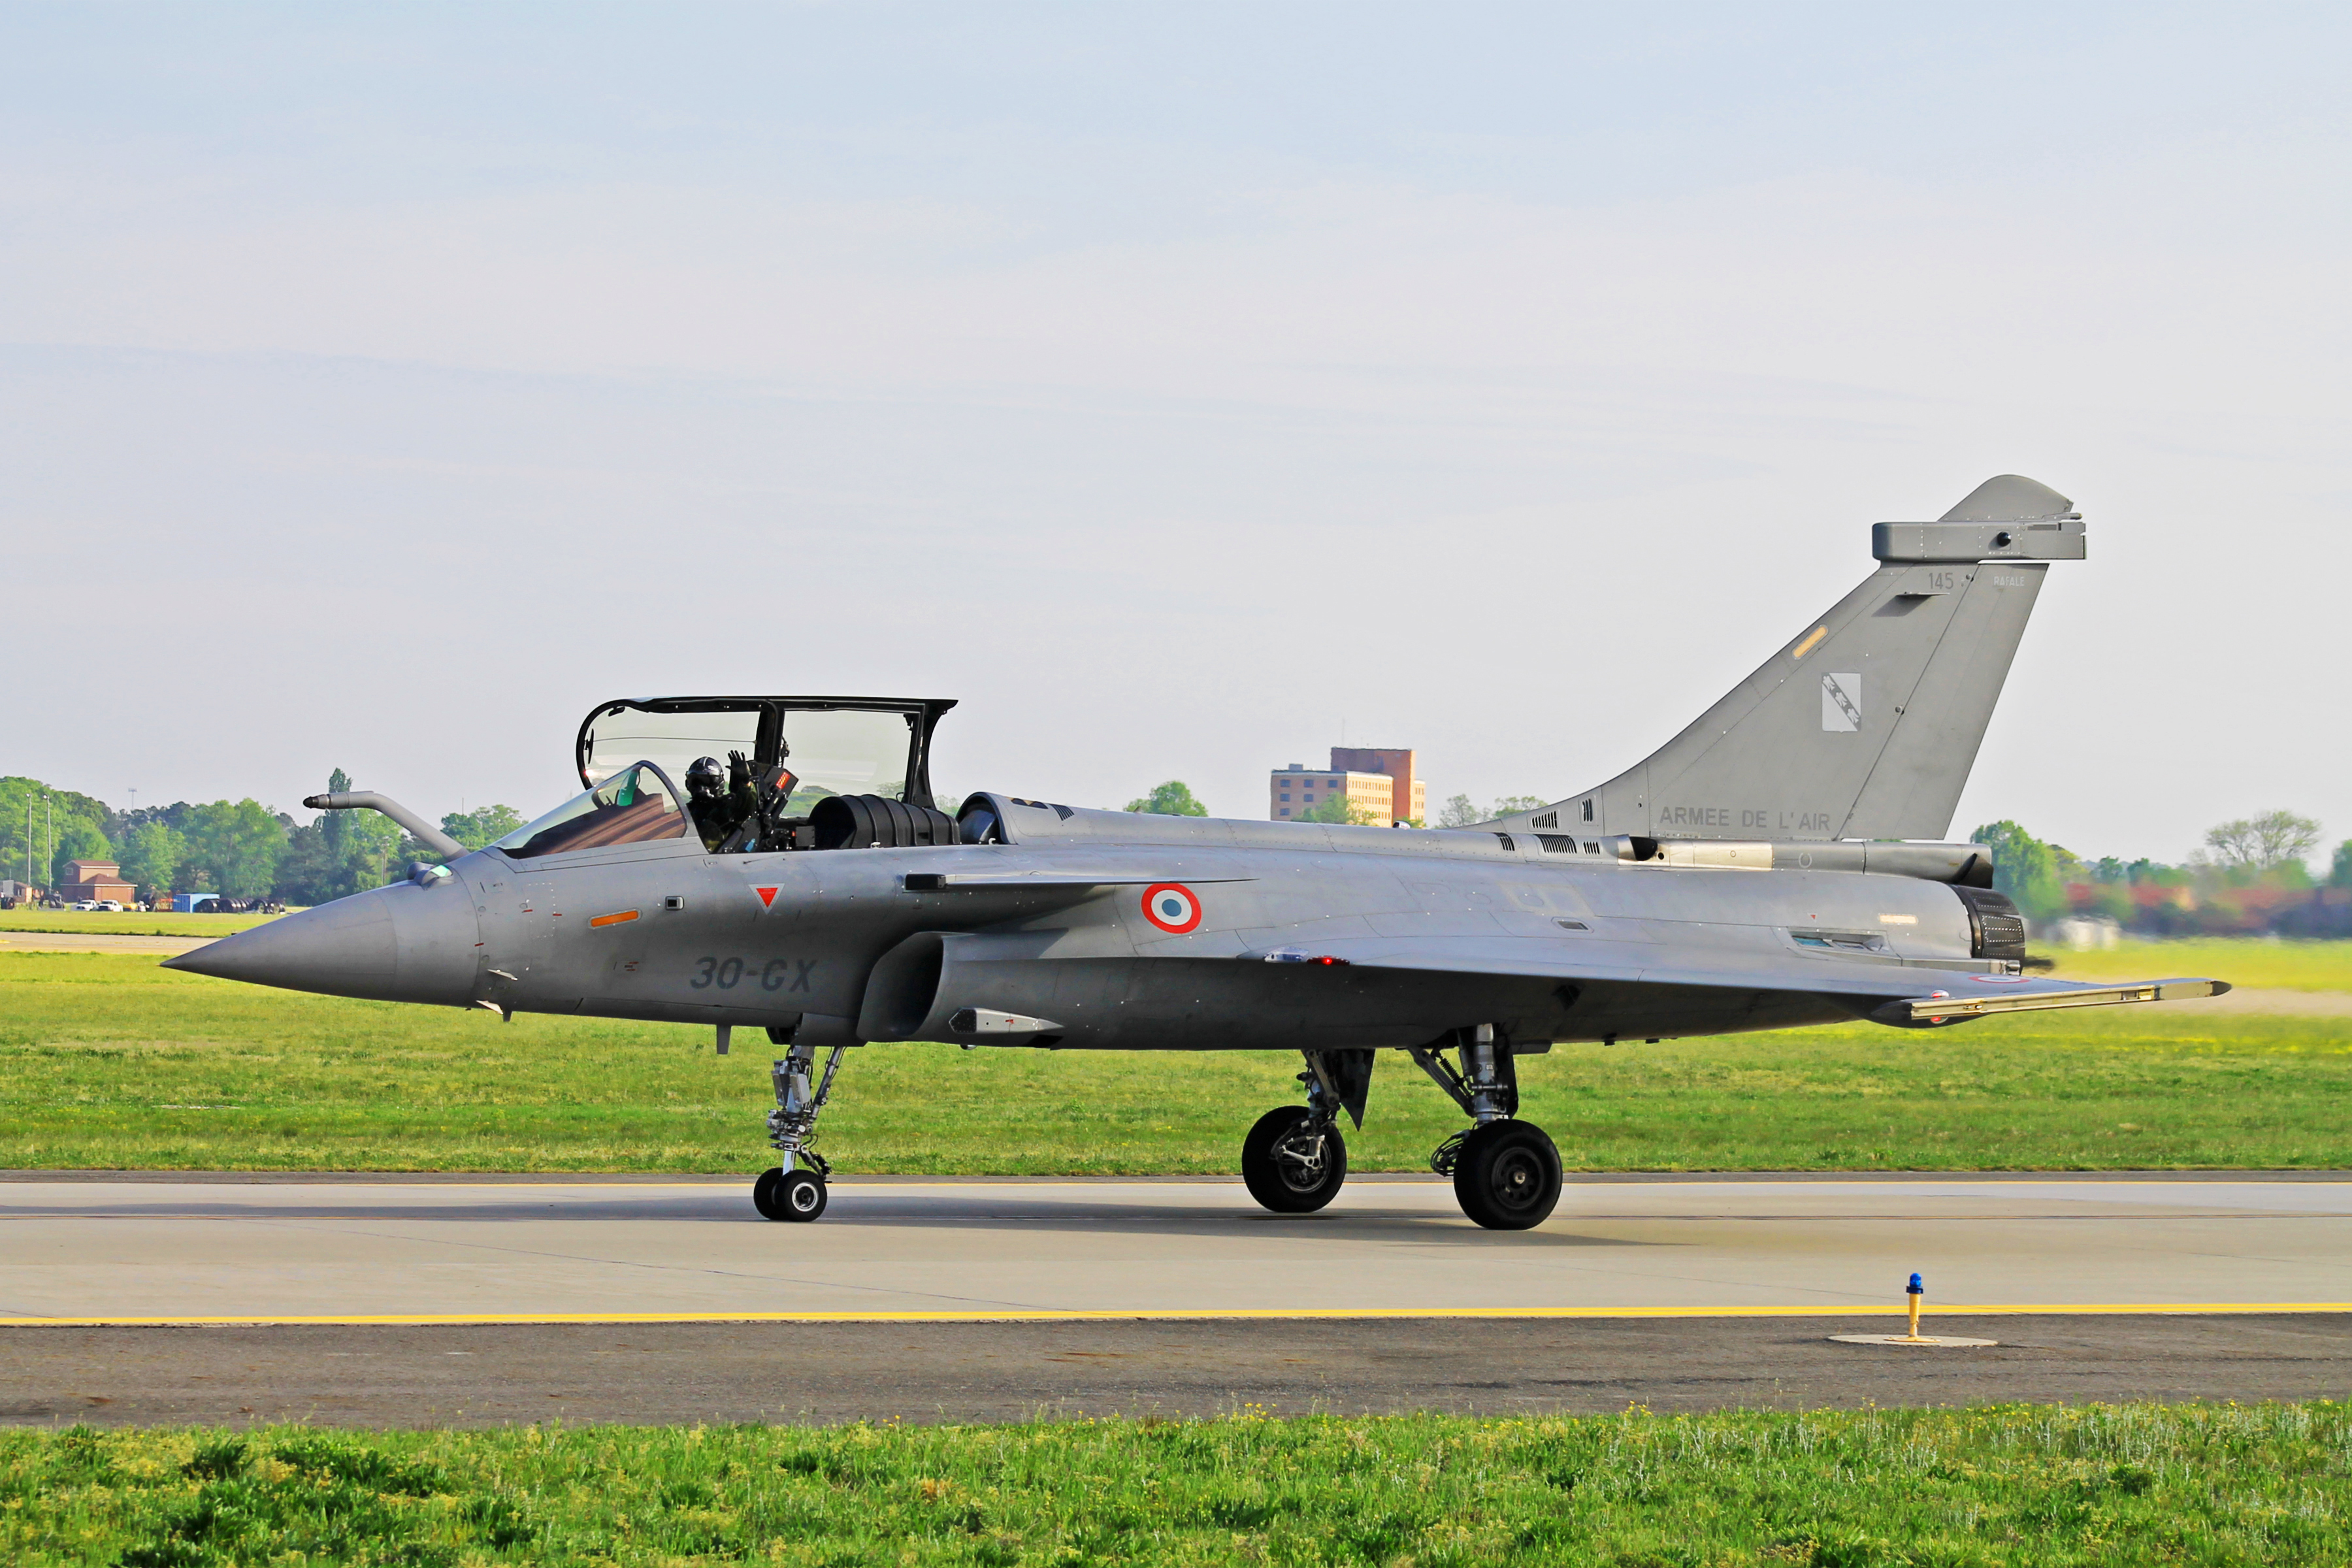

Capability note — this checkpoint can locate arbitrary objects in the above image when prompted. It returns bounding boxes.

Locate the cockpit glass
[581,708,762,789]
[776,710,914,810]
[493,762,687,859]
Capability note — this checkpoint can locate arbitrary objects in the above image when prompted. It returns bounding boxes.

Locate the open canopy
[576,694,956,812]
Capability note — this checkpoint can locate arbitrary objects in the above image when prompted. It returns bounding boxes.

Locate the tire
[777,1169,828,1221]
[1240,1107,1348,1214]
[754,1167,828,1222]
[1451,1120,1563,1231]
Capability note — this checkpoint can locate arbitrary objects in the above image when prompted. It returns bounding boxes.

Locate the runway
[8,1175,2351,1424]
[8,1174,2352,1323]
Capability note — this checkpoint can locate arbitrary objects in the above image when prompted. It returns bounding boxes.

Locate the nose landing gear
[754,1037,847,1222]
[753,1165,828,1221]
[1240,1103,1347,1212]
[1239,1049,1373,1215]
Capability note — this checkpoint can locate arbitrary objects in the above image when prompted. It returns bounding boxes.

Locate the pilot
[685,752,760,852]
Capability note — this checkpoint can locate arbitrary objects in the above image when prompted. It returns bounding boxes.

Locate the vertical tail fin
[1505,476,2083,843]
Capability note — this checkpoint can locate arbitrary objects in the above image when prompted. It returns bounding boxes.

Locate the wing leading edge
[1226,933,2227,1025]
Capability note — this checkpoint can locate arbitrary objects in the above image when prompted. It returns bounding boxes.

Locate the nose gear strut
[753,1039,847,1222]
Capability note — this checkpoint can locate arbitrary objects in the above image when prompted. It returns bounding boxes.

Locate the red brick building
[1269,748,1427,825]
[61,860,135,904]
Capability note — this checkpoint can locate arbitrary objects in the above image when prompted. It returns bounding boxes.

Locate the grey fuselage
[222,793,2001,1055]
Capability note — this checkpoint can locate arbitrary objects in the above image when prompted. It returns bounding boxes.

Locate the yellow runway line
[4,1302,2349,1328]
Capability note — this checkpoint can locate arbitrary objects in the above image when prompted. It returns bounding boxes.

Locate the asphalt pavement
[6,1175,2351,1425]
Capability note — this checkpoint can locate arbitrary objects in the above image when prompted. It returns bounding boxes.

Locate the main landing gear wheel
[1240,1107,1348,1213]
[753,1166,828,1222]
[1452,1120,1563,1231]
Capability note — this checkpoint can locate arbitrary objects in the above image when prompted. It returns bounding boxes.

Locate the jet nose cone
[165,879,481,1005]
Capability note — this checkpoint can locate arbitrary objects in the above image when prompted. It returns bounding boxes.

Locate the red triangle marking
[754,887,778,908]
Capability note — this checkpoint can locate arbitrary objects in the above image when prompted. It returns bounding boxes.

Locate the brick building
[61,860,135,904]
[1269,748,1426,825]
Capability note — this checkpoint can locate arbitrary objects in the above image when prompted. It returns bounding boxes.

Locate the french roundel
[1141,883,1203,934]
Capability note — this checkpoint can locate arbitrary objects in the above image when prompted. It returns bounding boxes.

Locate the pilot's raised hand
[727,750,753,790]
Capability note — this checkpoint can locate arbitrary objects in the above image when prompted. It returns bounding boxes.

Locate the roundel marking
[1141,883,1203,934]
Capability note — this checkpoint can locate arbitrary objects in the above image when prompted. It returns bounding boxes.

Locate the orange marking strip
[588,909,640,928]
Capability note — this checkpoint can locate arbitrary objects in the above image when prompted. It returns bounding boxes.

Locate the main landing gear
[753,1036,847,1222]
[1238,1032,1561,1229]
[1414,1026,1563,1230]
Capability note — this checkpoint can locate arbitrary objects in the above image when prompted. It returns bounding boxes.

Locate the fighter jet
[171,475,2226,1229]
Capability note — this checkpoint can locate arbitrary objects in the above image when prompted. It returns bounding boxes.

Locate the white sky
[5,5,2347,863]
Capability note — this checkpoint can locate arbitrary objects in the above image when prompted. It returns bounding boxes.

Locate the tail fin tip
[1940,474,2076,523]
[1501,474,2085,844]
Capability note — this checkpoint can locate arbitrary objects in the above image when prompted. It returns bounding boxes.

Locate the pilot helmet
[685,756,725,797]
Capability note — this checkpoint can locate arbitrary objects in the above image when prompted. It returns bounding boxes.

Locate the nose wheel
[754,1037,847,1222]
[1240,1106,1348,1213]
[753,1166,828,1222]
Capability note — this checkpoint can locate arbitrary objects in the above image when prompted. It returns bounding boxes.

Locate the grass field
[5,1403,2347,1566]
[6,952,2351,1173]
[2043,938,2352,993]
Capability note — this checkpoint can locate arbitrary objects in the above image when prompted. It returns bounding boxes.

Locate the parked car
[94,899,125,912]
[70,900,101,911]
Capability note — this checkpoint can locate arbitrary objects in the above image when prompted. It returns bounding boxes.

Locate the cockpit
[493,694,973,858]
[493,761,689,859]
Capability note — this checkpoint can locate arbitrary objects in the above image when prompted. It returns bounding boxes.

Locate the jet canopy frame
[576,694,958,812]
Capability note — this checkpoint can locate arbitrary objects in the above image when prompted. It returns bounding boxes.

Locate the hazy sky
[6,5,2347,863]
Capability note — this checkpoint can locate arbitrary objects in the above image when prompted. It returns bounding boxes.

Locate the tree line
[1,774,523,907]
[1974,810,2349,934]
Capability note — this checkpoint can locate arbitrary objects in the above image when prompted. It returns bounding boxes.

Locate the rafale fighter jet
[172,475,2226,1229]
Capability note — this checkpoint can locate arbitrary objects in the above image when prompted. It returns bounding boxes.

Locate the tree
[442,804,525,850]
[2334,841,2352,889]
[49,820,111,889]
[1968,819,2069,923]
[1299,793,1380,825]
[2204,809,2322,871]
[182,799,288,900]
[116,821,186,900]
[1124,781,1207,817]
[1437,794,1549,828]
[0,776,110,891]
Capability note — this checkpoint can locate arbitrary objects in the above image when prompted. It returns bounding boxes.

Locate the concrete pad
[0,932,212,955]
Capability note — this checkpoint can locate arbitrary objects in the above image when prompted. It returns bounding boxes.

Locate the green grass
[2042,938,2352,993]
[7,1405,2350,1565]
[5,953,2352,1173]
[0,909,285,937]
